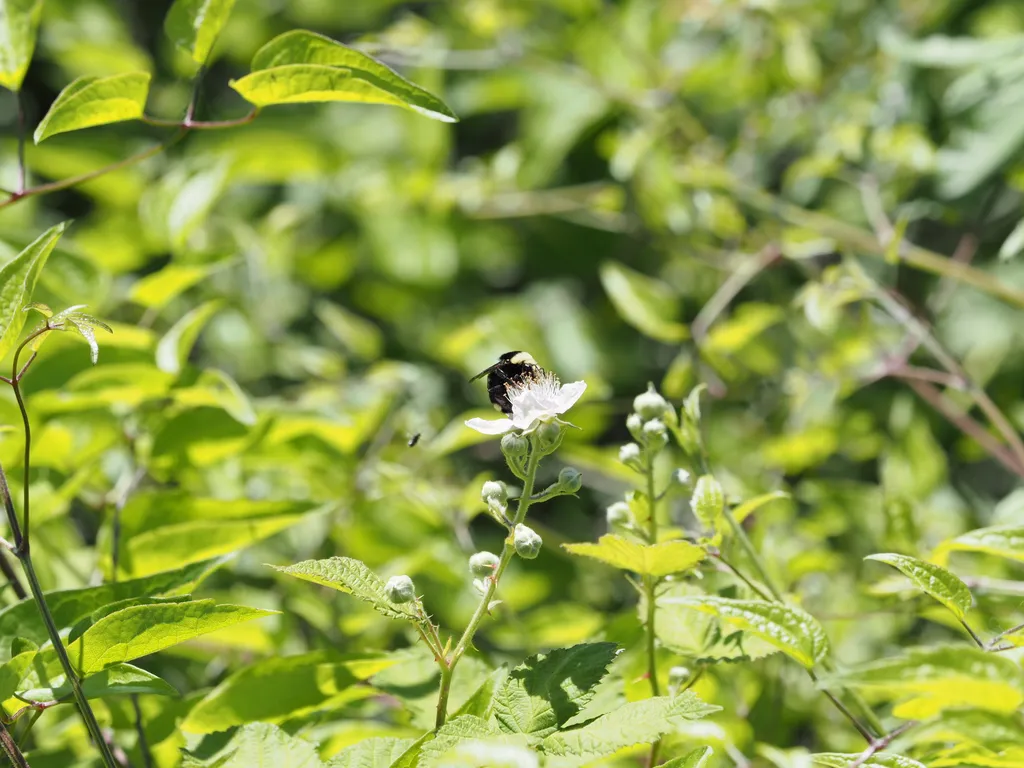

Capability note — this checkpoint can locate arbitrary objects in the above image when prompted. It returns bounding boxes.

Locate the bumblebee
[470,351,542,415]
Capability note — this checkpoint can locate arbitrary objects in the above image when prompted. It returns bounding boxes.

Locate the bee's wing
[469,363,500,382]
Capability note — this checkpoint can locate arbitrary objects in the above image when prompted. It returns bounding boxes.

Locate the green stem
[643,451,661,765]
[0,719,29,768]
[959,618,985,649]
[434,439,544,729]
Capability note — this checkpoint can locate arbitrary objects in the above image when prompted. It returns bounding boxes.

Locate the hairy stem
[0,719,30,768]
[434,439,543,729]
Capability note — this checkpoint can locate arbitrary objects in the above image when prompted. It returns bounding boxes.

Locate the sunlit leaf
[563,535,706,577]
[661,747,716,768]
[0,0,43,91]
[662,596,830,668]
[165,0,236,64]
[865,553,972,620]
[812,754,926,768]
[0,222,66,361]
[732,491,791,525]
[326,738,416,768]
[934,524,1024,565]
[34,72,151,143]
[272,557,421,621]
[243,30,456,122]
[182,722,322,767]
[129,263,212,308]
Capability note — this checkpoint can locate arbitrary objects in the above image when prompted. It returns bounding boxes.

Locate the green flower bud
[513,524,543,559]
[619,442,644,472]
[501,432,529,459]
[626,412,645,441]
[469,551,500,578]
[691,474,724,529]
[642,419,668,452]
[557,467,582,494]
[534,420,564,455]
[606,501,633,529]
[481,480,508,508]
[634,383,673,422]
[674,468,692,486]
[384,575,416,604]
[668,666,691,689]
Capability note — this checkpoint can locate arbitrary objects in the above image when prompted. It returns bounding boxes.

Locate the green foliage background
[0,0,1023,766]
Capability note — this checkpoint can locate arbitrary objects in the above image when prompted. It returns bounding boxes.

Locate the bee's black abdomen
[472,351,542,415]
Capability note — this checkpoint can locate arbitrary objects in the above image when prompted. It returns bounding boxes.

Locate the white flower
[466,372,586,435]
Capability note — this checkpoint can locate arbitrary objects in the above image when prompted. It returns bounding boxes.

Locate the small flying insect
[407,432,421,447]
[470,351,543,415]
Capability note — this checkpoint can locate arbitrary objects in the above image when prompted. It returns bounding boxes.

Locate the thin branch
[0,719,30,768]
[987,620,1024,650]
[849,721,917,768]
[692,244,780,343]
[959,618,986,649]
[0,551,26,601]
[131,696,152,768]
[139,109,258,130]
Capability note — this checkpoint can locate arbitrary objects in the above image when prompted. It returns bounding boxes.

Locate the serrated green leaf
[156,300,223,375]
[934,524,1024,565]
[182,722,322,767]
[64,600,275,675]
[661,746,715,768]
[246,30,456,122]
[165,0,236,63]
[0,558,221,658]
[599,261,688,342]
[231,64,457,122]
[455,665,509,720]
[0,223,66,361]
[541,693,720,763]
[129,264,212,308]
[417,715,508,767]
[273,557,421,621]
[563,535,705,577]
[493,642,618,737]
[182,650,392,733]
[827,645,1024,718]
[34,72,151,143]
[661,596,830,668]
[812,754,926,768]
[865,553,972,620]
[732,491,790,525]
[0,0,43,91]
[325,737,415,768]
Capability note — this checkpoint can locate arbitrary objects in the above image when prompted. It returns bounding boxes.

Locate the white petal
[554,380,587,412]
[465,417,514,435]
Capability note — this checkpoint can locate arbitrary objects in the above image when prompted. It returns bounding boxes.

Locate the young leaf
[272,557,421,621]
[165,0,236,64]
[0,222,66,361]
[934,524,1024,565]
[825,645,1024,718]
[812,754,926,768]
[155,300,223,375]
[0,0,43,91]
[563,535,705,577]
[34,72,151,143]
[0,558,221,655]
[181,651,392,733]
[599,261,688,342]
[326,737,415,768]
[661,746,715,768]
[492,642,618,737]
[230,65,459,123]
[661,596,830,668]
[181,722,322,768]
[540,693,720,762]
[64,599,276,675]
[865,553,972,620]
[243,30,457,122]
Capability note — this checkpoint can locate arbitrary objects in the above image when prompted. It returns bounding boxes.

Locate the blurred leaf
[731,491,790,525]
[599,261,688,342]
[827,646,1024,718]
[864,553,972,620]
[172,368,257,425]
[493,642,617,737]
[999,219,1024,262]
[662,597,830,668]
[0,222,66,362]
[62,600,275,675]
[182,651,391,733]
[933,524,1024,565]
[0,0,42,91]
[272,557,421,621]
[243,30,456,122]
[165,0,236,64]
[812,754,926,768]
[661,747,715,768]
[34,72,151,143]
[182,722,322,767]
[129,264,212,308]
[316,300,384,361]
[541,693,719,762]
[563,535,706,577]
[156,300,223,375]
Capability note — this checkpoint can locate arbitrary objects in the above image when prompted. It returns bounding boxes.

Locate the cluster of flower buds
[620,383,677,474]
[481,480,512,526]
[691,474,724,532]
